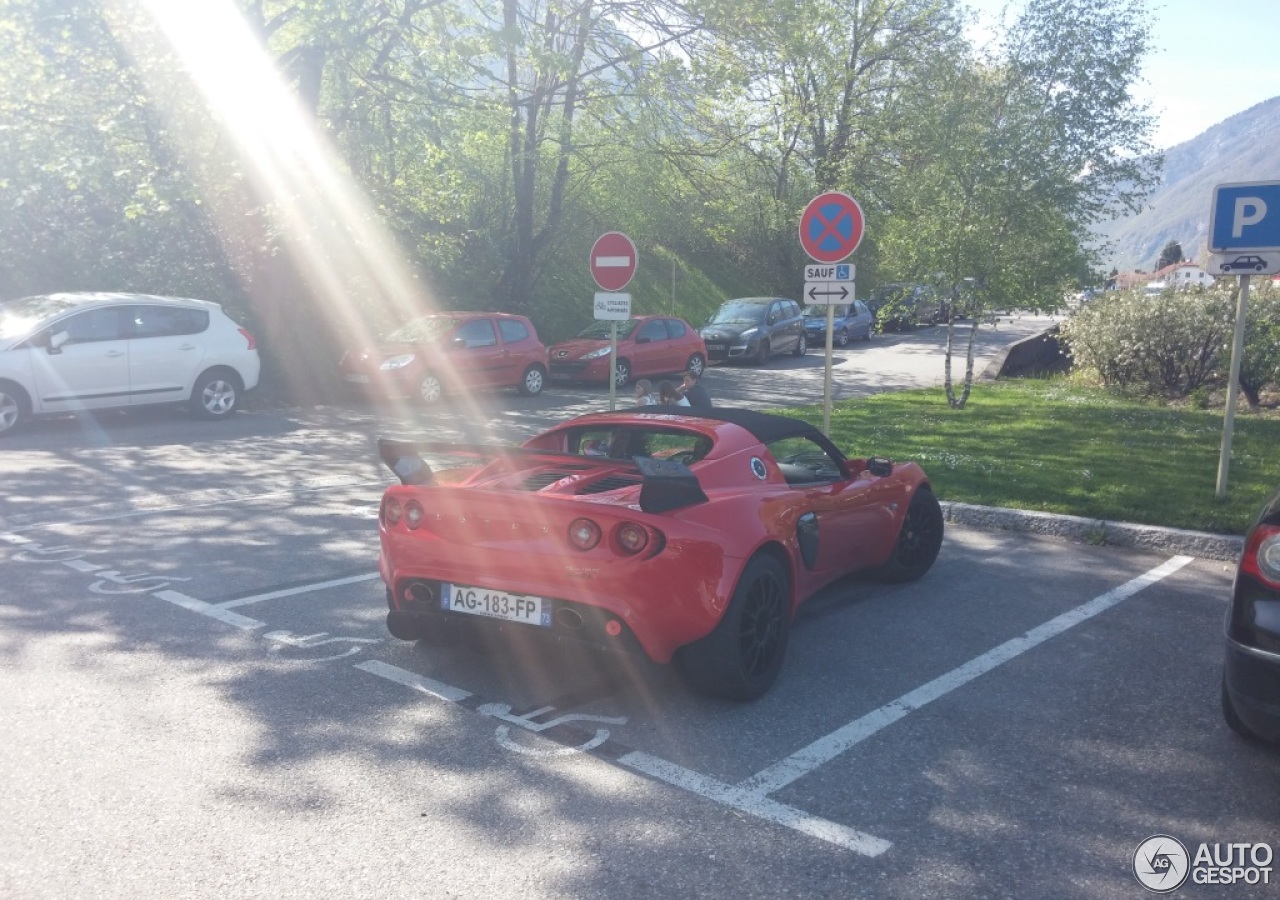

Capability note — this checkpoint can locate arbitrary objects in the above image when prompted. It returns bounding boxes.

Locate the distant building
[1115,261,1215,292]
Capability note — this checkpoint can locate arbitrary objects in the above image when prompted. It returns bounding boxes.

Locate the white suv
[0,292,261,436]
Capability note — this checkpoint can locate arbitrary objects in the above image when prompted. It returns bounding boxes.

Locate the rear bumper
[1224,637,1280,743]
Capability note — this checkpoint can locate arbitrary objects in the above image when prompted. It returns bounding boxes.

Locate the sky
[964,0,1280,150]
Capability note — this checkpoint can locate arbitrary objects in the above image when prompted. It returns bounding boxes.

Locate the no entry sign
[799,192,865,264]
[590,232,638,291]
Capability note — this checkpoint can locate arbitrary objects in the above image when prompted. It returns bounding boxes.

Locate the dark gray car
[699,297,806,365]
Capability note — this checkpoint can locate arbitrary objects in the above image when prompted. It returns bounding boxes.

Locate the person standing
[677,369,712,409]
[633,379,657,406]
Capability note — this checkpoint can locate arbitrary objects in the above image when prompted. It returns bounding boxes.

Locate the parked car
[1222,485,1280,744]
[802,300,873,347]
[548,315,706,387]
[699,297,806,365]
[866,283,948,331]
[0,291,260,436]
[340,311,548,403]
[375,406,942,700]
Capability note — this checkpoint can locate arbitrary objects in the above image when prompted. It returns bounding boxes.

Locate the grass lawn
[780,379,1280,536]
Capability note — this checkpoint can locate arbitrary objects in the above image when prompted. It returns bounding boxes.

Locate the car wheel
[1255,264,1265,272]
[1222,671,1262,741]
[686,353,706,378]
[793,332,807,356]
[879,487,944,582]
[613,358,631,387]
[518,363,546,397]
[835,328,849,348]
[676,554,791,701]
[418,373,444,404]
[190,369,242,420]
[0,380,30,436]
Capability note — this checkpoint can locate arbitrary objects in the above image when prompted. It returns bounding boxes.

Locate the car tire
[793,332,807,356]
[190,369,243,420]
[418,373,444,404]
[835,328,849,348]
[676,554,791,701]
[686,353,706,378]
[1222,671,1262,742]
[613,358,631,388]
[0,380,30,436]
[879,487,944,583]
[518,363,546,397]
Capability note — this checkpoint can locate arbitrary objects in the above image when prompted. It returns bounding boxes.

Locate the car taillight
[382,497,402,525]
[616,522,649,555]
[239,327,257,350]
[568,518,601,551]
[1243,524,1280,588]
[405,501,424,530]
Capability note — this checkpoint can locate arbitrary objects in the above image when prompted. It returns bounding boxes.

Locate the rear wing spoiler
[377,438,709,513]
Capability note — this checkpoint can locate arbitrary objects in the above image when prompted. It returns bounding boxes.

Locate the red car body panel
[340,311,548,398]
[376,409,933,665]
[548,316,706,384]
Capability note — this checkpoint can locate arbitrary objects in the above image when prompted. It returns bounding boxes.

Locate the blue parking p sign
[1210,182,1280,252]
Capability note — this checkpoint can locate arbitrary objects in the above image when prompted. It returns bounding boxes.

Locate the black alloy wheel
[879,488,944,582]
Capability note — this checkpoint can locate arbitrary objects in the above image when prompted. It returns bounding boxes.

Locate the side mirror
[867,457,894,477]
[635,335,650,344]
[451,336,467,348]
[48,331,69,354]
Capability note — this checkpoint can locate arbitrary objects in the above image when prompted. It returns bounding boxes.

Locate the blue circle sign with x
[799,191,865,263]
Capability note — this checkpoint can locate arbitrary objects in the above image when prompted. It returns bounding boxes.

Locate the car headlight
[380,354,416,371]
[580,347,611,360]
[738,328,759,340]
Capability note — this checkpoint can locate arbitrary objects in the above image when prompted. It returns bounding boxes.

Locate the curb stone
[941,501,1244,562]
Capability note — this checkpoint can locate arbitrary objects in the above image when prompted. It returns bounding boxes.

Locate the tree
[1156,239,1183,271]
[877,0,1160,408]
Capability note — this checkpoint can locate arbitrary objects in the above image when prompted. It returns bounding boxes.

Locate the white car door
[124,304,208,406]
[28,307,131,412]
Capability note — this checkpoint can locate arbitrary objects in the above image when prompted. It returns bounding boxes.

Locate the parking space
[5,463,1277,898]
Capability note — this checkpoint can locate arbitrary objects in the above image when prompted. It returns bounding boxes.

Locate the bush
[1060,286,1235,398]
[1238,281,1280,407]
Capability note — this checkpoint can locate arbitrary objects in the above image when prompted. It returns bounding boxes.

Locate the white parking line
[216,573,382,609]
[739,555,1195,797]
[154,589,266,631]
[354,660,472,703]
[620,751,892,857]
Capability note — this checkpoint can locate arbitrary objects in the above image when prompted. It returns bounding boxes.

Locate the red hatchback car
[548,315,706,387]
[340,312,548,403]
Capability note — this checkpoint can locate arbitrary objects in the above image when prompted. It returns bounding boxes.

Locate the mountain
[1094,96,1280,273]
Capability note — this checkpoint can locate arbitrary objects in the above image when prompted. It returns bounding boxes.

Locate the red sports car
[376,407,943,700]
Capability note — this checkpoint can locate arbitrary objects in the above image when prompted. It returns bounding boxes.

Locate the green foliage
[781,379,1279,535]
[1156,239,1183,270]
[1238,281,1280,407]
[1059,287,1235,397]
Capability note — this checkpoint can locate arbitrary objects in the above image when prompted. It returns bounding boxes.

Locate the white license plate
[442,583,552,628]
[345,373,370,384]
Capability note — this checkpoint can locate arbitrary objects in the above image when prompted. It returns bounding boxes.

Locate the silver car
[0,292,261,435]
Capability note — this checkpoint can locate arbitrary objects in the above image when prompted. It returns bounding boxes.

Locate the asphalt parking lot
[3,321,1278,898]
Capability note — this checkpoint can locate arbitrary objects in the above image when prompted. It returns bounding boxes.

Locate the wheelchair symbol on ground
[477,702,628,757]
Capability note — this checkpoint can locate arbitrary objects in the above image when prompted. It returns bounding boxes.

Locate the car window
[666,319,686,338]
[571,426,711,463]
[577,319,639,340]
[455,318,498,348]
[0,295,83,340]
[637,320,667,342]
[767,304,781,325]
[498,318,529,343]
[784,301,800,318]
[388,316,458,342]
[854,300,870,316]
[54,307,124,344]
[128,305,209,338]
[708,300,768,326]
[767,435,844,485]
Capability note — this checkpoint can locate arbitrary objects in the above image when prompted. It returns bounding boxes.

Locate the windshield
[708,300,767,326]
[575,319,640,340]
[0,294,81,341]
[803,305,848,317]
[386,316,460,342]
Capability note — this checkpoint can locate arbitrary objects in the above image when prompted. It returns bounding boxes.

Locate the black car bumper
[1224,637,1280,742]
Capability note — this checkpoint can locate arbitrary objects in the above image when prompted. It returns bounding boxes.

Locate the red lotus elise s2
[376,406,943,700]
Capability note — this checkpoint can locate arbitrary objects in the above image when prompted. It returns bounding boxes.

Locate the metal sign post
[590,232,637,412]
[1216,275,1250,499]
[802,260,857,436]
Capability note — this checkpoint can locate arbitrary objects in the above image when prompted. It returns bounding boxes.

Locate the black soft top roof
[633,405,847,460]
